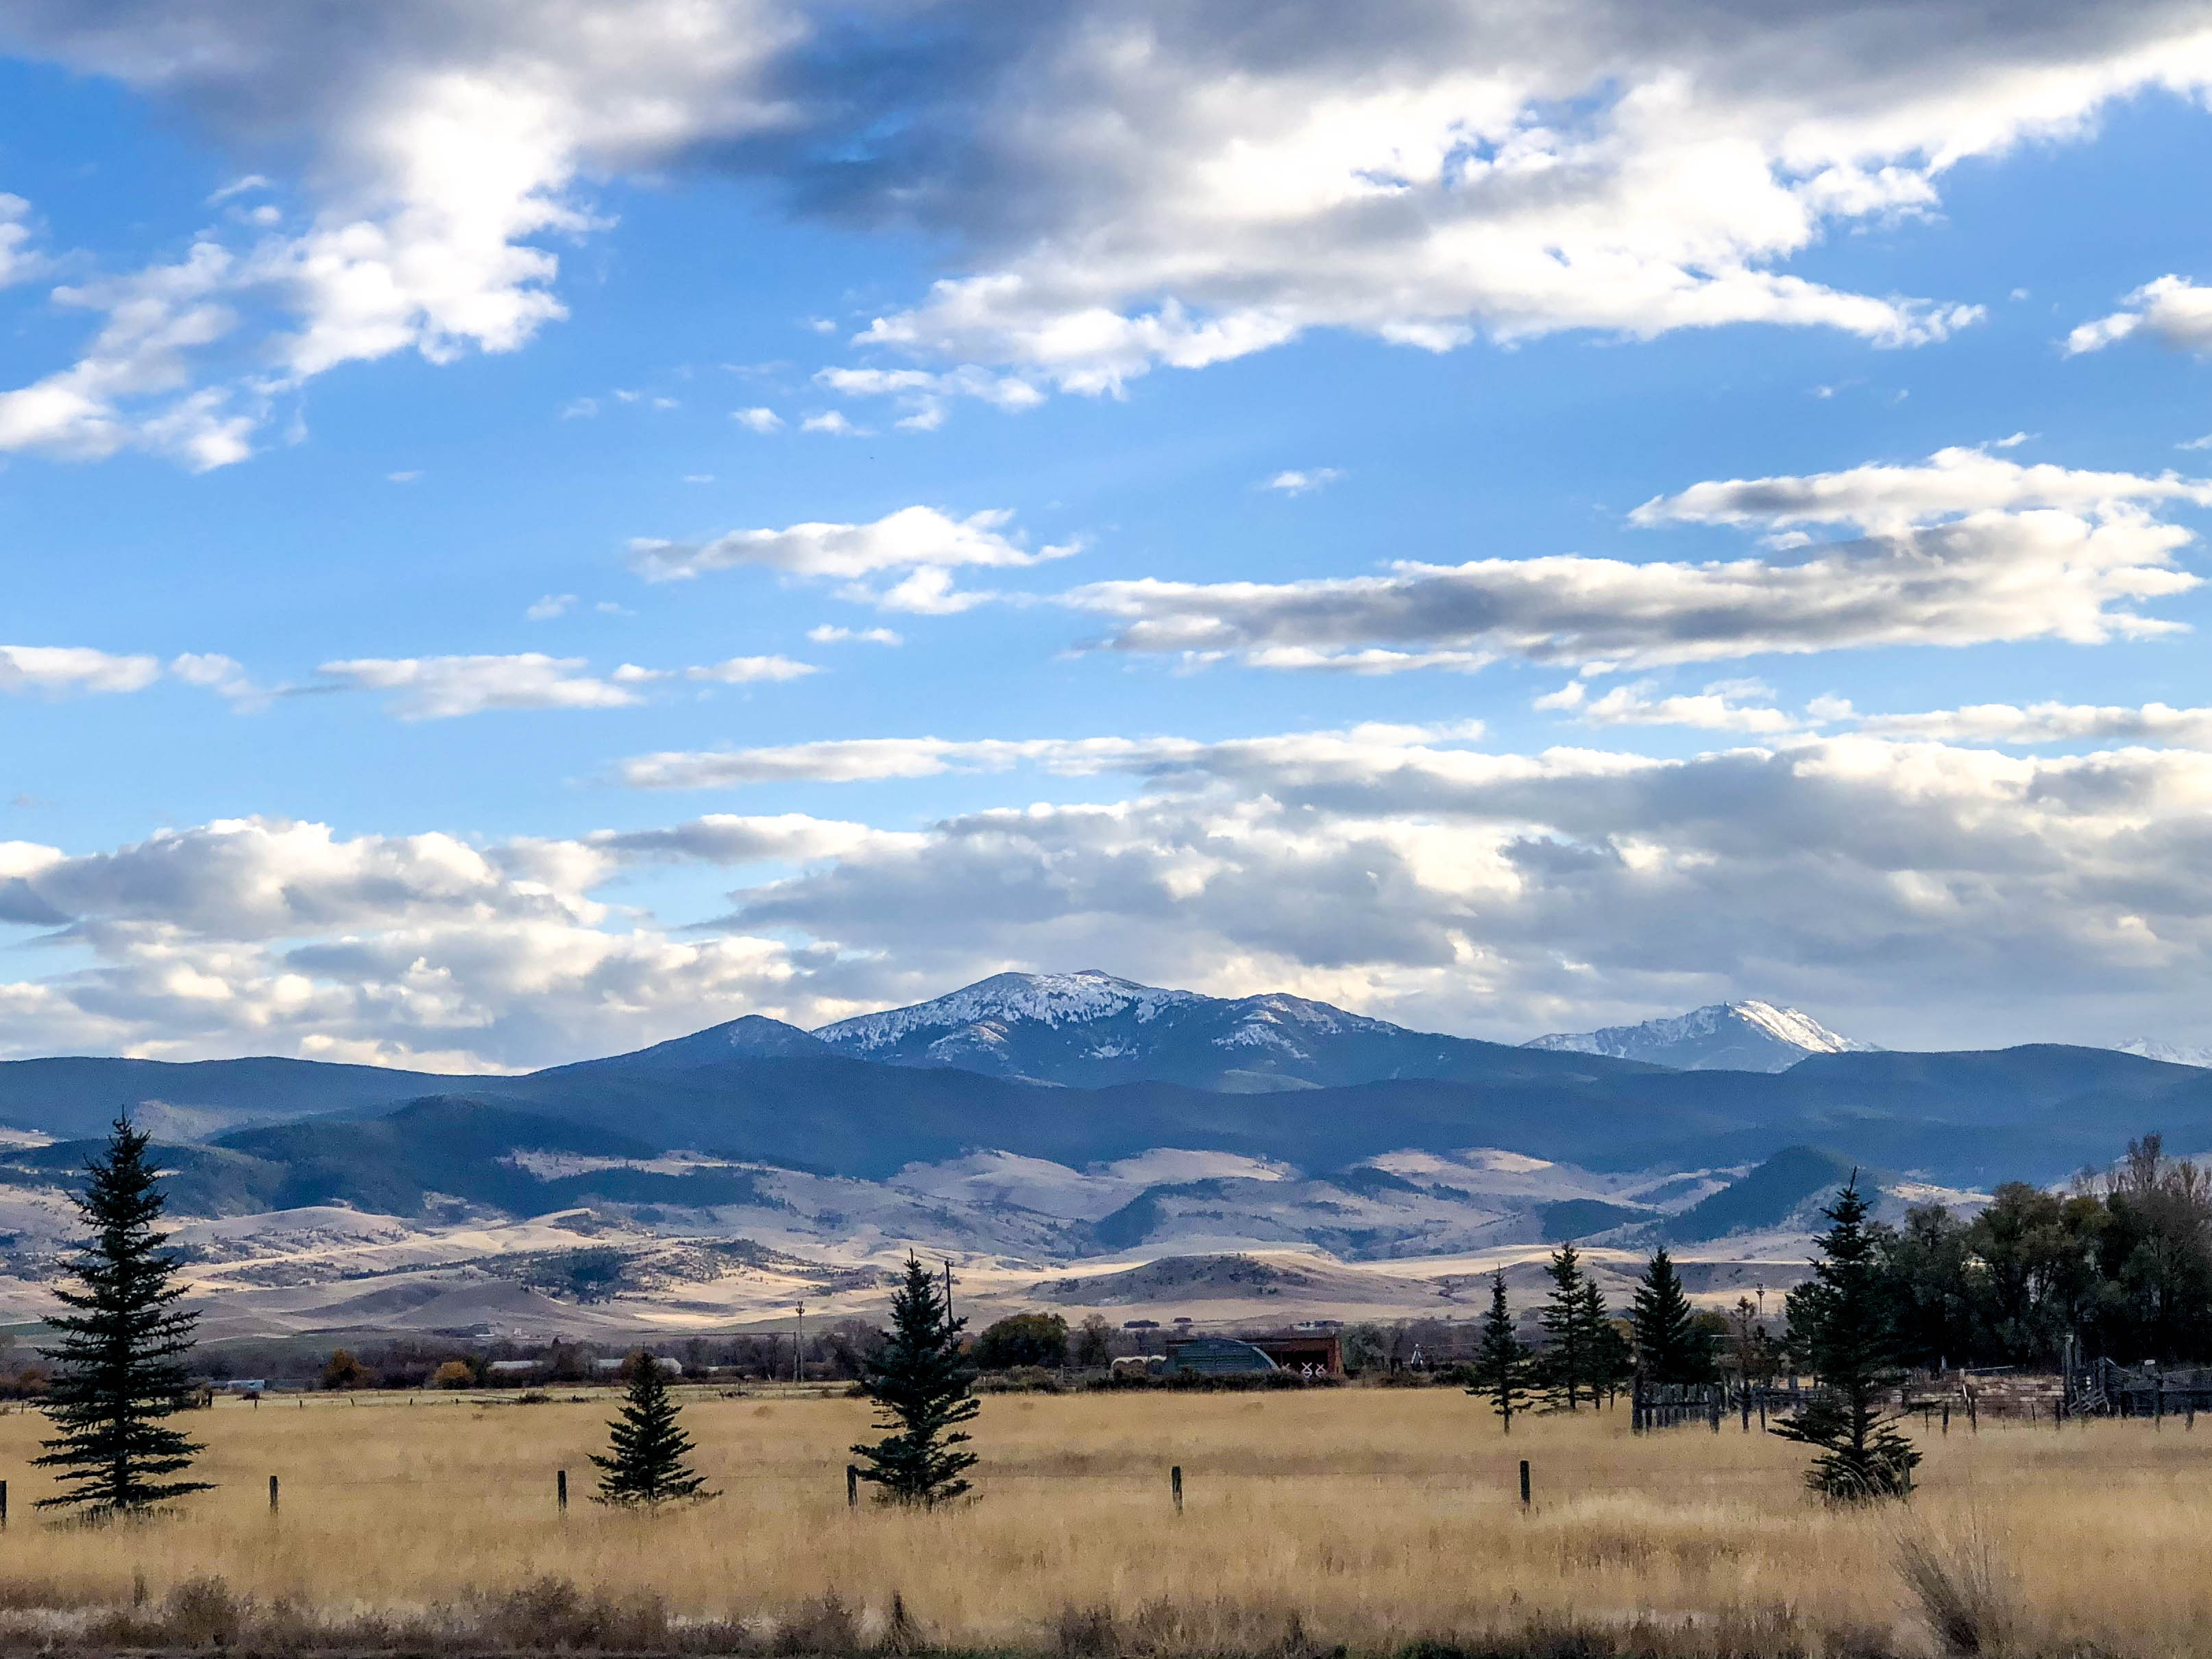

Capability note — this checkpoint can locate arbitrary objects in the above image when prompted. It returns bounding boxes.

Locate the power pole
[793,1302,805,1385]
[942,1259,953,1322]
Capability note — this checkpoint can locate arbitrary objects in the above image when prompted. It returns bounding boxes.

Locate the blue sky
[5,2,2212,1068]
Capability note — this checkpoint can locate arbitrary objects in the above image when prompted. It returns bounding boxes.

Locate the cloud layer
[6,0,2212,454]
[1069,450,2205,673]
[19,719,2212,1062]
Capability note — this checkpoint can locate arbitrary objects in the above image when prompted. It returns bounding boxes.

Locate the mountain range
[0,972,2205,1192]
[0,971,2204,1337]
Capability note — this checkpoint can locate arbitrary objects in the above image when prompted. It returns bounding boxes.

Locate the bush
[974,1312,1071,1370]
[431,1359,475,1390]
[321,1348,376,1390]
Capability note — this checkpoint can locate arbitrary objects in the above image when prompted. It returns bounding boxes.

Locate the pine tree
[591,1353,713,1504]
[852,1256,979,1505]
[1466,1271,1533,1432]
[1773,1176,1921,1501]
[34,1115,210,1516]
[1538,1244,1594,1409]
[1631,1246,1717,1385]
[1581,1277,1633,1405]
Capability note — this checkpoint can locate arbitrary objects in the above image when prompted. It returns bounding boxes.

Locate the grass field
[0,1385,2200,1655]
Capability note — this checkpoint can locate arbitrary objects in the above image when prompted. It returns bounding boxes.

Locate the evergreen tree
[1774,1176,1921,1500]
[590,1354,713,1504]
[852,1256,979,1506]
[1581,1278,1634,1405]
[1466,1271,1533,1432]
[1537,1244,1594,1409]
[35,1115,210,1516]
[1631,1247,1718,1385]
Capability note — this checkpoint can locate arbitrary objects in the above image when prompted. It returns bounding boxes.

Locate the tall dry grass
[0,1388,2197,1654]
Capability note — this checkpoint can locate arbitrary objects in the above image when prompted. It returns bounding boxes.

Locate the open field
[0,1385,2204,1655]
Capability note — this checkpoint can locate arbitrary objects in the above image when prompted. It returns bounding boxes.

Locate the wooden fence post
[557,1470,568,1512]
[2,1477,9,1530]
[847,1465,859,1509]
[268,1475,279,1514]
[1518,1460,1530,1510]
[1171,1466,1183,1515]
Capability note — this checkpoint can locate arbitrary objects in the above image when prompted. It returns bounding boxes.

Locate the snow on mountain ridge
[2117,1039,2212,1069]
[817,970,1202,1052]
[1525,1000,1871,1073]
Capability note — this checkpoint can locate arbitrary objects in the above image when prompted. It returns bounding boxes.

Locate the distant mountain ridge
[809,969,1620,1091]
[1525,1000,1875,1073]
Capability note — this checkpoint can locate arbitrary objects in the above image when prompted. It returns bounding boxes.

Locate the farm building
[1163,1337,1278,1376]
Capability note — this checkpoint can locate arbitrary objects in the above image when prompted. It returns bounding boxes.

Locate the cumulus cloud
[1071,448,2204,673]
[3,0,2207,449]
[2067,276,2212,355]
[807,625,902,646]
[27,726,2212,1057]
[627,505,1079,612]
[681,655,817,684]
[731,406,783,433]
[716,731,2212,1048]
[0,646,162,696]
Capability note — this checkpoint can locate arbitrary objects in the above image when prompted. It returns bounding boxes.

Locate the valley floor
[0,1385,2200,1655]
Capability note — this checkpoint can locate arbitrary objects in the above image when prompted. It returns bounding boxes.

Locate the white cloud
[816,365,1043,431]
[8,1,2209,451]
[0,646,162,696]
[1265,468,1343,496]
[2067,276,2212,356]
[628,506,1078,590]
[169,652,269,711]
[1535,679,1799,734]
[0,194,42,287]
[316,651,815,717]
[807,625,902,646]
[525,593,577,620]
[1070,447,2205,673]
[683,655,817,684]
[387,469,422,483]
[32,725,2212,1058]
[317,653,648,719]
[1855,701,2212,747]
[731,406,783,433]
[799,410,865,436]
[615,721,1483,790]
[1633,446,2212,532]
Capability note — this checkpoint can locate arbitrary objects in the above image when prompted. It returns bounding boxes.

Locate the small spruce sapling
[1468,1271,1533,1432]
[591,1354,714,1505]
[35,1115,210,1516]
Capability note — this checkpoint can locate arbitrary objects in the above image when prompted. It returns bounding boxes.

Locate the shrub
[430,1359,475,1390]
[974,1312,1071,1370]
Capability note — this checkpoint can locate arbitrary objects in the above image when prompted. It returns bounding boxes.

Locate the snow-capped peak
[2117,1039,2212,1069]
[815,970,1202,1052]
[1524,1000,1873,1073]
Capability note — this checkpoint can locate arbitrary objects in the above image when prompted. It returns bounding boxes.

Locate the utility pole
[942,1259,953,1322]
[793,1303,805,1385]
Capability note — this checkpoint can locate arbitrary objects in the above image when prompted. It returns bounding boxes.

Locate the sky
[6,1,2212,1069]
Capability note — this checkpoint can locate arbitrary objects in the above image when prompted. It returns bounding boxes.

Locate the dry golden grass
[0,1385,2202,1654]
